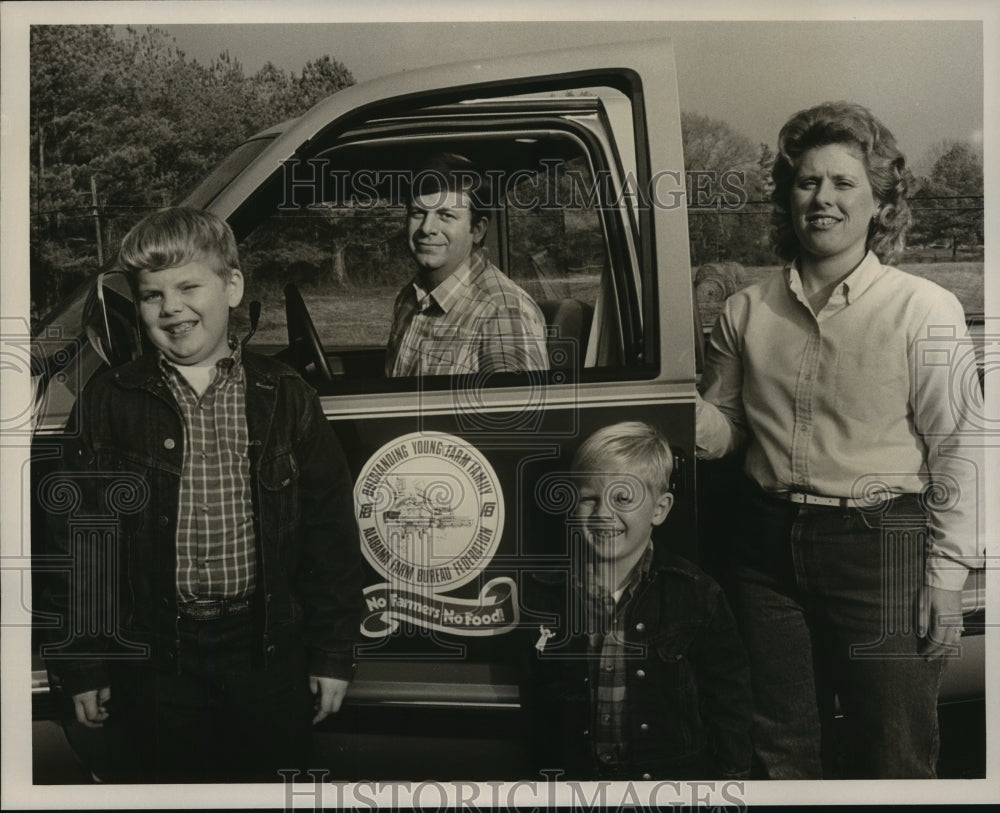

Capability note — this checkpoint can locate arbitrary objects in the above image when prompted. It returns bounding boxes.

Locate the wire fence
[29,195,984,327]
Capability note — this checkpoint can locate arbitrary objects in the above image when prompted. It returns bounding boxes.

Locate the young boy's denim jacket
[44,351,363,697]
[522,544,752,780]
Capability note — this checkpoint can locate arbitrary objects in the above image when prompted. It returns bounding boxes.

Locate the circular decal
[354,432,505,590]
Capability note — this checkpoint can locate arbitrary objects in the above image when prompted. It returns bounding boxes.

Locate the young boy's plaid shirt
[161,341,256,601]
[385,249,549,376]
[580,545,654,772]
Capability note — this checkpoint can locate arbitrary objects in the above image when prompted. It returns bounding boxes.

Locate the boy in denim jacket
[524,421,752,780]
[45,207,362,782]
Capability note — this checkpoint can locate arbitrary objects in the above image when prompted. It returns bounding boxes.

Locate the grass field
[902,262,985,314]
[241,262,985,350]
[698,261,984,331]
[236,283,401,347]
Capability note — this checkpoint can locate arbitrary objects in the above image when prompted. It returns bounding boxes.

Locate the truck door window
[232,92,644,390]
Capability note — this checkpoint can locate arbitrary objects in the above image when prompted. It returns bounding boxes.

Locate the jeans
[727,481,945,779]
[106,612,314,783]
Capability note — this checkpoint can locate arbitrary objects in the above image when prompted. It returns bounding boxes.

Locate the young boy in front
[524,421,752,780]
[45,207,362,782]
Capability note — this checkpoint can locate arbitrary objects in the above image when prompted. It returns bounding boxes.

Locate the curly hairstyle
[770,101,912,265]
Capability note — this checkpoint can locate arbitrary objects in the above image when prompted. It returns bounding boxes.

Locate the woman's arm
[909,290,984,593]
[696,301,748,459]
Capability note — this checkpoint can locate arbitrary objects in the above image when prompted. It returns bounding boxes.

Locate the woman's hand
[918,585,965,658]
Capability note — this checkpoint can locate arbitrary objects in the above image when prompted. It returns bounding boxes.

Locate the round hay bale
[694,261,745,305]
[694,275,728,304]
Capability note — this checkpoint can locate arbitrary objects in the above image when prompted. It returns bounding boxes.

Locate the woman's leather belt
[780,491,901,509]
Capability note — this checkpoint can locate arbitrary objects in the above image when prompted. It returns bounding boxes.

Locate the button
[599,752,614,763]
[601,714,611,723]
[641,773,652,780]
[582,676,589,684]
[159,515,170,527]
[200,451,208,460]
[163,438,176,449]
[604,665,614,672]
[635,669,646,679]
[635,622,646,632]
[201,503,210,512]
[266,645,277,656]
[582,729,589,736]
[640,723,649,732]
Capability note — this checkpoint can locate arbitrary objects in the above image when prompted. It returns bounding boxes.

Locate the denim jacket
[44,351,363,697]
[522,545,752,780]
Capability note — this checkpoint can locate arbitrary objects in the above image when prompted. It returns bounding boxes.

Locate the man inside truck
[384,151,549,377]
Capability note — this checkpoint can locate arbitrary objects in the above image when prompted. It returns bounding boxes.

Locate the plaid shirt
[581,545,654,772]
[385,249,549,376]
[161,341,256,601]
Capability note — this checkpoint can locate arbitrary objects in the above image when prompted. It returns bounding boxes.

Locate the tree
[680,112,768,266]
[910,141,983,259]
[931,142,983,195]
[757,142,775,201]
[296,55,355,111]
[30,25,356,324]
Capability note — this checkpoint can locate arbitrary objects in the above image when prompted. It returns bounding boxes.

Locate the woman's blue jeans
[727,481,946,779]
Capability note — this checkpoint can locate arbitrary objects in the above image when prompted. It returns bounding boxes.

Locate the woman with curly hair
[696,102,981,778]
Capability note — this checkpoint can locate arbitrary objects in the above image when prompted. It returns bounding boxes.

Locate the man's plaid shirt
[385,249,549,376]
[161,342,256,601]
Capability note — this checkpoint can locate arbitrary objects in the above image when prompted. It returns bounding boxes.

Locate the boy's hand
[309,676,350,725]
[73,686,111,728]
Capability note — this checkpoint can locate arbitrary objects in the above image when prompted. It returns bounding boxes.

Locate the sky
[143,18,985,171]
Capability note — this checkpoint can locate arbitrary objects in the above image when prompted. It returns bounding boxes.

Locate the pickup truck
[29,37,986,782]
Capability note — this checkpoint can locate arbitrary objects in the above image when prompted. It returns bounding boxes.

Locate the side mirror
[83,271,143,368]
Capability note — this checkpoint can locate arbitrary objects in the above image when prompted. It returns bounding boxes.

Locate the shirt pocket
[90,447,155,516]
[649,623,701,754]
[650,621,699,691]
[258,451,301,529]
[834,350,908,423]
[259,451,300,490]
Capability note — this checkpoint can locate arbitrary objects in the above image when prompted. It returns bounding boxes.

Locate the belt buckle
[180,600,218,621]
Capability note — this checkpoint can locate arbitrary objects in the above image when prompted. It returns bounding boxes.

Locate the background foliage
[29,25,983,329]
[30,25,354,322]
[910,142,985,259]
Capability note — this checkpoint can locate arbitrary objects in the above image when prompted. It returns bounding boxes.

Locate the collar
[579,543,655,606]
[115,346,295,392]
[623,543,654,600]
[157,336,243,381]
[412,248,489,314]
[787,250,885,307]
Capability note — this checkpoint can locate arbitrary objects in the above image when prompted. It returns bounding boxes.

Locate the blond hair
[571,421,674,496]
[119,207,239,283]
